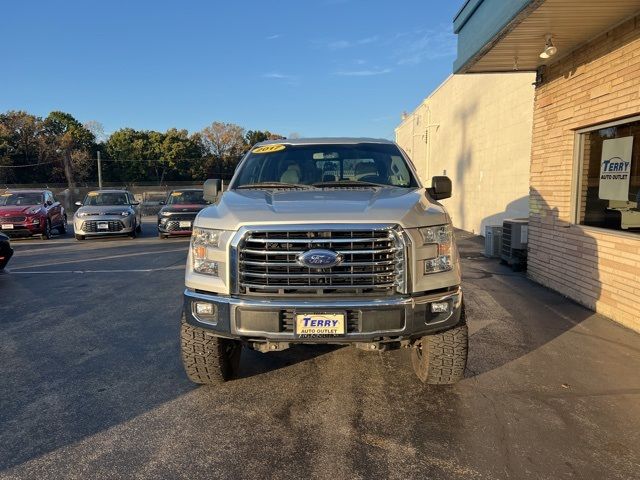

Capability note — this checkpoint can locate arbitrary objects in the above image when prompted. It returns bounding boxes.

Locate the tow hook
[355,342,386,351]
[253,342,290,353]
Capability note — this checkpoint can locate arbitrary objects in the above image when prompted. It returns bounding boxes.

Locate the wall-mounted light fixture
[539,34,557,59]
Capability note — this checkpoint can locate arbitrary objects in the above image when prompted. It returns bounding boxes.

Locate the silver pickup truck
[181,138,467,385]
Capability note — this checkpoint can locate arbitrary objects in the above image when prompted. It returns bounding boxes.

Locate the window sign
[577,118,640,233]
[598,136,633,201]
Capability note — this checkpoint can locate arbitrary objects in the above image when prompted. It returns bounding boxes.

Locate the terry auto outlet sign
[599,136,633,201]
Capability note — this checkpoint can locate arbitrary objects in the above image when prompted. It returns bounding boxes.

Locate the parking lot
[0,222,639,480]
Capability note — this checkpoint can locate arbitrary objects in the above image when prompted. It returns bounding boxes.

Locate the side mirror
[203,179,221,202]
[427,176,452,200]
[75,201,83,207]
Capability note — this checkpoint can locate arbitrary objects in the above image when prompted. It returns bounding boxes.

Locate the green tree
[42,111,95,187]
[0,111,45,183]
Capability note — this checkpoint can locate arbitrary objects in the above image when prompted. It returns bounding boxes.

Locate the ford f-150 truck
[181,138,467,385]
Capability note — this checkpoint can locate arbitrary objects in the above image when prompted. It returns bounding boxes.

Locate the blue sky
[0,0,461,140]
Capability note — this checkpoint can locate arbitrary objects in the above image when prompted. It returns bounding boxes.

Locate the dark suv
[157,189,208,239]
[0,190,67,239]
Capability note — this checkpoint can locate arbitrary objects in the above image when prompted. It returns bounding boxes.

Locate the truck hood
[196,187,449,230]
[0,205,42,216]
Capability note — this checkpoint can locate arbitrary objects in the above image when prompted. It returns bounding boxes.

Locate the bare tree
[83,120,107,143]
[200,122,246,159]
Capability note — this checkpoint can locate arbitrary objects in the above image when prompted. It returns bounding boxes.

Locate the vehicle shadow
[458,187,602,379]
[237,344,344,379]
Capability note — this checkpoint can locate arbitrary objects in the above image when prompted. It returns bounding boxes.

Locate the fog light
[430,301,449,313]
[195,302,214,315]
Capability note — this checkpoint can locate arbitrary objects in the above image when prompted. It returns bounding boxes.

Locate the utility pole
[97,150,103,190]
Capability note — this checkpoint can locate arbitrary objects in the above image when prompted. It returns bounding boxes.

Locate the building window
[577,117,640,233]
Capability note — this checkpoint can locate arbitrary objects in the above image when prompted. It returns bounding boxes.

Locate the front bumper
[158,215,196,235]
[183,287,463,345]
[74,215,135,235]
[0,221,44,237]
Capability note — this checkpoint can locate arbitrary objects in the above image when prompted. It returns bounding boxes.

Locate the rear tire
[181,314,241,385]
[411,305,468,384]
[75,234,85,241]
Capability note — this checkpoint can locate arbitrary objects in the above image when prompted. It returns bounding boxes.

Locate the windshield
[232,143,418,189]
[167,190,207,205]
[83,192,129,206]
[0,192,43,206]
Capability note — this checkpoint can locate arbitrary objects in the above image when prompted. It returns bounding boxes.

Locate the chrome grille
[237,226,406,296]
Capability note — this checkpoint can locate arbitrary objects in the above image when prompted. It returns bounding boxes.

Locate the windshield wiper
[311,180,387,188]
[235,182,314,190]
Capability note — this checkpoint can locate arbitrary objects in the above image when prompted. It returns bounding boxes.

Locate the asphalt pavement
[0,222,639,479]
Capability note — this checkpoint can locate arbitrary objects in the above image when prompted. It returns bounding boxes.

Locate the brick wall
[529,15,640,331]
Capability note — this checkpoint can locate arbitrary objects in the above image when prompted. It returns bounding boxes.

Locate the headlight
[121,211,131,217]
[27,207,40,214]
[191,227,223,276]
[76,212,89,218]
[160,211,172,216]
[419,224,453,274]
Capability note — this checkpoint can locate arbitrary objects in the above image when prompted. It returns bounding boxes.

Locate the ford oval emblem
[297,249,343,269]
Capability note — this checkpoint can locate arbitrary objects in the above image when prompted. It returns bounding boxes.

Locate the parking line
[9,265,185,274]
[10,247,187,270]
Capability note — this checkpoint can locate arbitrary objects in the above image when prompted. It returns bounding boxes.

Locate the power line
[0,160,58,168]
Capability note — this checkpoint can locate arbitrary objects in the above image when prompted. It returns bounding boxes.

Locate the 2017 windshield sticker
[253,144,286,154]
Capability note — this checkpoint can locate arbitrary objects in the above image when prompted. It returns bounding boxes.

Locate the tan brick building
[454,0,640,331]
[395,73,535,235]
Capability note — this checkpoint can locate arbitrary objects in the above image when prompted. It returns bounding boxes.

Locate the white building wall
[395,73,535,235]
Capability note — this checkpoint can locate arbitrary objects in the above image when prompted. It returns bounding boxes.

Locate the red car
[0,189,67,239]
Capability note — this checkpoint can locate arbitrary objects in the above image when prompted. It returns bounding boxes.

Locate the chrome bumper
[183,287,463,343]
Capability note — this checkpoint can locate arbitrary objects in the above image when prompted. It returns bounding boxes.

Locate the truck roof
[255,137,395,146]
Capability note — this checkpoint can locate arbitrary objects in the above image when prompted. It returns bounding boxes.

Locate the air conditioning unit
[500,218,528,271]
[484,226,502,258]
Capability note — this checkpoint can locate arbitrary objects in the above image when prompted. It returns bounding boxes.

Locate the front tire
[58,215,67,234]
[75,234,85,241]
[411,305,468,384]
[181,315,241,385]
[40,219,52,240]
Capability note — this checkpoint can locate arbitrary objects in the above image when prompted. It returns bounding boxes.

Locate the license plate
[179,221,191,228]
[1,224,13,229]
[295,313,345,337]
[97,222,109,230]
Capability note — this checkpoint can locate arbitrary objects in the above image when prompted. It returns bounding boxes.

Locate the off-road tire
[181,315,241,385]
[75,234,85,241]
[411,305,468,384]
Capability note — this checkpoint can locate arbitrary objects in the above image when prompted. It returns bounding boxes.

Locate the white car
[73,190,142,240]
